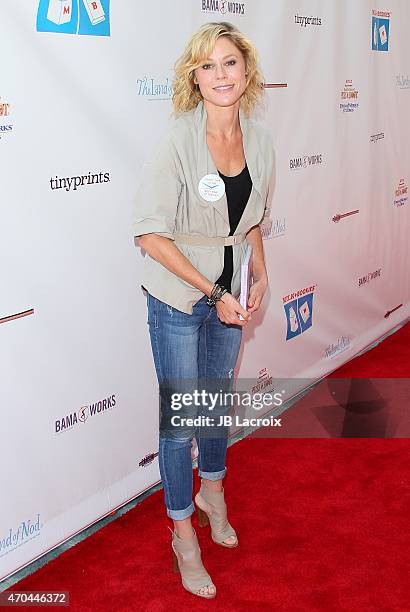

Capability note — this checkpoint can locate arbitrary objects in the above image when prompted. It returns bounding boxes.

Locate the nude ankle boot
[170,527,216,599]
[195,484,238,547]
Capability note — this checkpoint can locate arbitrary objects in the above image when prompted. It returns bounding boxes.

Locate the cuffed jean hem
[198,467,227,481]
[166,501,195,521]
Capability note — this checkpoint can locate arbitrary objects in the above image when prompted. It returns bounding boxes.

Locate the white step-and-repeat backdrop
[1,0,409,581]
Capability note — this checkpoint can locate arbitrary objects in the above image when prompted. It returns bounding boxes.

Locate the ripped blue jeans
[147,292,242,520]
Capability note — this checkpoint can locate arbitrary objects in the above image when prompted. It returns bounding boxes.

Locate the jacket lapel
[195,101,263,232]
[196,102,230,227]
[239,106,263,199]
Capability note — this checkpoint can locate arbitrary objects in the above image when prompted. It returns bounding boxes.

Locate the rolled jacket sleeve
[133,134,182,239]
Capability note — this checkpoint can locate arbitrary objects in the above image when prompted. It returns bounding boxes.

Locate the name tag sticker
[198,173,225,202]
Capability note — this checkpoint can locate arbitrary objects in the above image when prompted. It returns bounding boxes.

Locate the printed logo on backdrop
[371,10,391,51]
[0,97,13,140]
[358,268,381,287]
[260,208,286,241]
[289,153,323,171]
[37,0,110,36]
[385,304,403,318]
[294,14,322,27]
[332,209,359,223]
[55,394,116,433]
[395,74,410,90]
[325,336,352,359]
[370,132,384,144]
[136,76,173,101]
[0,514,43,558]
[139,452,159,468]
[283,285,316,341]
[263,82,287,90]
[393,178,408,207]
[0,309,35,326]
[50,171,110,192]
[201,1,246,16]
[340,80,359,113]
[251,368,274,394]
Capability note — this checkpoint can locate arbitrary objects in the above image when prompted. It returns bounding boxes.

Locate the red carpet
[5,322,410,610]
[328,323,410,378]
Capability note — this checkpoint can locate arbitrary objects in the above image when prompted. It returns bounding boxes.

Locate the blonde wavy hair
[172,22,264,116]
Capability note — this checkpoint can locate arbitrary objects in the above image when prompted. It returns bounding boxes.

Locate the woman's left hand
[247,277,268,313]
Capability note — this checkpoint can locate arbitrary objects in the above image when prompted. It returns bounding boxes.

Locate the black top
[215,164,252,293]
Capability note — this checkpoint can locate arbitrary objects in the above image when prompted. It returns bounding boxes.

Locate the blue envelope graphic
[284,292,314,341]
[37,0,110,36]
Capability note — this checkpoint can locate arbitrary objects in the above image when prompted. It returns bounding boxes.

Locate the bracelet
[206,283,228,307]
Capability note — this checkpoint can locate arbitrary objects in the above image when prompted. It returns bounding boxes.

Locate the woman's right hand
[215,292,251,326]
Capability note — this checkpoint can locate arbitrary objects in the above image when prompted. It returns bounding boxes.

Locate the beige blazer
[133,100,275,314]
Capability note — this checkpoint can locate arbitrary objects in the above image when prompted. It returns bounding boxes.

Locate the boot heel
[197,506,210,528]
[172,547,180,574]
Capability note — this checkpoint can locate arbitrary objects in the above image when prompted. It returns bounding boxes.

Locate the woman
[134,21,274,599]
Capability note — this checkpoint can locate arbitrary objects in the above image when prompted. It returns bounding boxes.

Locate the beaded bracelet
[206,283,228,307]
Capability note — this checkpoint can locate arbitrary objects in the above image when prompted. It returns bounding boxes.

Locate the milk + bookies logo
[283,284,316,341]
[37,0,110,36]
[371,9,391,51]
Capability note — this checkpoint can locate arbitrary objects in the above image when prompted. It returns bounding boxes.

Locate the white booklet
[239,243,253,320]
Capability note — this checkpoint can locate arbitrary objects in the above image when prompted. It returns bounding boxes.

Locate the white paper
[239,243,253,320]
[289,306,299,332]
[379,24,387,45]
[299,300,310,323]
